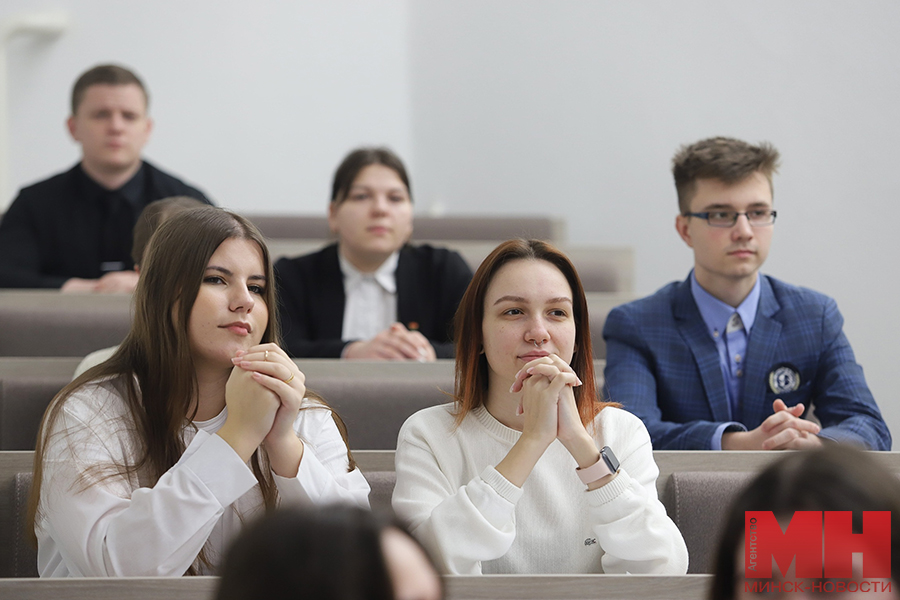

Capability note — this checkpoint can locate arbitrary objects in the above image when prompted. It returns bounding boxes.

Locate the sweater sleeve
[392,420,522,575]
[586,411,689,574]
[38,392,258,577]
[274,402,370,508]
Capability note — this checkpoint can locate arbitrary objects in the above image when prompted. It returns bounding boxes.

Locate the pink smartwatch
[576,446,620,485]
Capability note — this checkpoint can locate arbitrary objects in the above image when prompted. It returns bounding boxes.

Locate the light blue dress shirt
[690,271,761,450]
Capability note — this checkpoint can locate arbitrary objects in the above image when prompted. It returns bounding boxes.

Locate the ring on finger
[284,372,295,384]
[264,350,269,361]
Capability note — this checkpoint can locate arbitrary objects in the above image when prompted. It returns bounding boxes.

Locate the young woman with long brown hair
[28,206,369,577]
[392,239,687,575]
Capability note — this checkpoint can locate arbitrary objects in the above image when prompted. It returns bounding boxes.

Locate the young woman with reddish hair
[392,239,687,575]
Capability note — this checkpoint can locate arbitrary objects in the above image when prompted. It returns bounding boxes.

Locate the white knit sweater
[392,403,688,575]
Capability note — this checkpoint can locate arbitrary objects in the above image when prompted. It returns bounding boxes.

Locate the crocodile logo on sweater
[584,538,597,546]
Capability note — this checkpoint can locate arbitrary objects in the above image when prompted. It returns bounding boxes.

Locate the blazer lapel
[673,278,732,421]
[740,276,782,427]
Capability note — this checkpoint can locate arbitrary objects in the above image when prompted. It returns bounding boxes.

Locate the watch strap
[576,447,616,484]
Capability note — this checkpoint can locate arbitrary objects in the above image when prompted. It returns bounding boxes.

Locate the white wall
[3,1,899,443]
[2,0,414,213]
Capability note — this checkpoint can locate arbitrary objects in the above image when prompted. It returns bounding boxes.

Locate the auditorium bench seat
[586,292,633,360]
[0,367,74,450]
[0,451,34,577]
[0,291,132,357]
[364,470,396,516]
[662,471,754,574]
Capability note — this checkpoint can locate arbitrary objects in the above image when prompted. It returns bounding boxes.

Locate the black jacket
[0,161,210,288]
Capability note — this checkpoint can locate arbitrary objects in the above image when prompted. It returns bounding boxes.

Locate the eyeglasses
[685,209,777,228]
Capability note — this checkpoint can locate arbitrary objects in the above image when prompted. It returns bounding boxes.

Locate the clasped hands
[722,399,823,450]
[216,343,306,475]
[343,323,436,361]
[501,354,610,489]
[509,354,586,447]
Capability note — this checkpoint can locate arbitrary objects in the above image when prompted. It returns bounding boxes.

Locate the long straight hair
[453,239,615,426]
[28,207,352,573]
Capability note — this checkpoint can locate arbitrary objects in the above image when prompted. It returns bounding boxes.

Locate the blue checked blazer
[602,274,890,450]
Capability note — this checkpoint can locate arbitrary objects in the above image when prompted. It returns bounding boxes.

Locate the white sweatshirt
[392,403,688,575]
[36,377,370,577]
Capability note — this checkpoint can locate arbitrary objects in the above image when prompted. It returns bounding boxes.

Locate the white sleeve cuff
[480,465,523,504]
[185,431,257,506]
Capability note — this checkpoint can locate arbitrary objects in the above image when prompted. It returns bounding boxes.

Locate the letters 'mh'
[745,511,891,579]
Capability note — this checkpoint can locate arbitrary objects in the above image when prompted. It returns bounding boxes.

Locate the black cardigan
[275,243,473,358]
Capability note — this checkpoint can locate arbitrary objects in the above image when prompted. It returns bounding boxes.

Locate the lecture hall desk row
[0,211,631,292]
[246,214,630,296]
[0,447,739,582]
[0,290,633,358]
[0,574,713,600]
[0,213,569,246]
[264,238,635,296]
[6,449,900,579]
[245,213,568,244]
[0,358,605,451]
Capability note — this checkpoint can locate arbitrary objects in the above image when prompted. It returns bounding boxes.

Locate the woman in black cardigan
[275,147,472,360]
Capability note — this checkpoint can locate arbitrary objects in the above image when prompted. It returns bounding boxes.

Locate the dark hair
[672,137,780,214]
[131,197,207,266]
[453,239,614,427]
[216,506,442,600]
[71,64,148,114]
[331,147,411,205]
[710,445,900,600]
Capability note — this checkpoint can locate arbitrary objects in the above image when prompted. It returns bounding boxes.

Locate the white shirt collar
[338,250,399,294]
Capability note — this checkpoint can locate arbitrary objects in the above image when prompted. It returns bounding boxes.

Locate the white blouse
[36,377,370,577]
[339,250,399,342]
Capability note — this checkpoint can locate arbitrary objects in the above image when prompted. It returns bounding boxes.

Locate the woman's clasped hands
[509,353,585,446]
[507,353,611,489]
[217,343,306,476]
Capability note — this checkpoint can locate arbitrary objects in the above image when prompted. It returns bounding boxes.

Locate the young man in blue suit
[603,137,890,451]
